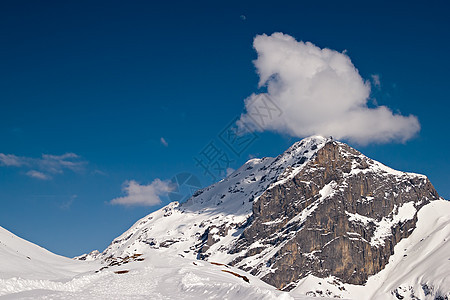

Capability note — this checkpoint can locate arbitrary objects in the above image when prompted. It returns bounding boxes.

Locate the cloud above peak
[238,33,420,145]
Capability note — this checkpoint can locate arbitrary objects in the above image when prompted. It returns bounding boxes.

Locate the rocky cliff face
[228,141,438,290]
[93,136,440,291]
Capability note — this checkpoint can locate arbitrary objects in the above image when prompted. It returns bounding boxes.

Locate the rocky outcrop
[229,141,439,290]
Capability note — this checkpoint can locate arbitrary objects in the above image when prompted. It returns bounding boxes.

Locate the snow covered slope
[0,226,95,281]
[0,230,300,299]
[0,226,307,299]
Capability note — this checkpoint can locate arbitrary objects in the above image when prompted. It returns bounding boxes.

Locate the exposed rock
[74,250,101,261]
[228,141,439,289]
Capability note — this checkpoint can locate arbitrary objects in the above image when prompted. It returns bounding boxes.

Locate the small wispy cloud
[160,137,169,147]
[26,170,51,180]
[39,153,85,173]
[0,152,87,179]
[110,179,174,207]
[60,195,77,210]
[0,153,25,167]
[92,169,108,176]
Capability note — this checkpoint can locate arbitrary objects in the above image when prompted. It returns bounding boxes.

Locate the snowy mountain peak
[182,135,329,212]
[283,135,329,154]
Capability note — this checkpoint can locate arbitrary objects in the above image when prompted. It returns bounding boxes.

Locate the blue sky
[0,0,449,257]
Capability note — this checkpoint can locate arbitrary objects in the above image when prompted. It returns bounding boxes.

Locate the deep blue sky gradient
[0,0,449,256]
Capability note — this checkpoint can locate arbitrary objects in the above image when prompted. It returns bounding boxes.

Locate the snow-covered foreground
[0,225,300,299]
[0,248,302,299]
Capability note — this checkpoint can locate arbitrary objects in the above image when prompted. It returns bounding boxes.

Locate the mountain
[92,136,448,299]
[1,136,449,299]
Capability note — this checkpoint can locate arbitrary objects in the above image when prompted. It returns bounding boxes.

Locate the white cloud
[0,152,86,179]
[26,170,51,180]
[160,137,169,147]
[238,33,420,145]
[110,179,174,206]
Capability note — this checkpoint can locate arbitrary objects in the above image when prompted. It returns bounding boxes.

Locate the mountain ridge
[95,136,442,293]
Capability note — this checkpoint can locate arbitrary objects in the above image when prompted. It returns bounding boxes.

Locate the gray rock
[228,141,439,290]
